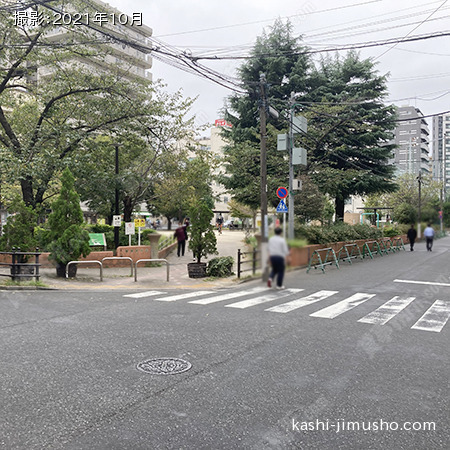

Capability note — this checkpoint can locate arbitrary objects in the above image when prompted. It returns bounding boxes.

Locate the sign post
[125,222,135,246]
[276,187,289,239]
[134,218,145,245]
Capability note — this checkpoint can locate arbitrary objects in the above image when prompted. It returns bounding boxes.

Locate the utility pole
[114,143,120,250]
[259,73,269,279]
[417,171,422,238]
[288,94,295,240]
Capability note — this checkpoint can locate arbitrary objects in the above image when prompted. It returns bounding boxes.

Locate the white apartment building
[25,0,153,84]
[432,113,450,200]
[197,120,232,220]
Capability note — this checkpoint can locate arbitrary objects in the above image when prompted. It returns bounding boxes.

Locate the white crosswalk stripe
[411,300,450,333]
[123,290,164,298]
[189,286,268,305]
[154,291,215,302]
[310,293,376,319]
[121,287,450,333]
[225,289,304,309]
[265,290,338,314]
[358,296,416,325]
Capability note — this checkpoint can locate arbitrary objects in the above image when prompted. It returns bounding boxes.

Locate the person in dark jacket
[407,224,417,251]
[174,223,187,257]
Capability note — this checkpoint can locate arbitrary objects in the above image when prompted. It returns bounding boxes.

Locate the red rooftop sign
[215,119,232,128]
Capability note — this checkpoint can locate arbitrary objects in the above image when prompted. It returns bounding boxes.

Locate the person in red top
[174,223,187,257]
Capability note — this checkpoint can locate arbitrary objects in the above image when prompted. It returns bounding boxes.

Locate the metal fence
[0,248,41,281]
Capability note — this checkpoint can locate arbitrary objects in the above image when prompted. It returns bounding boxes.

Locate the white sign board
[125,222,135,235]
[113,215,121,227]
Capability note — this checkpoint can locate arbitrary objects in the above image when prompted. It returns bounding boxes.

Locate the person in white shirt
[423,223,435,252]
[267,227,290,289]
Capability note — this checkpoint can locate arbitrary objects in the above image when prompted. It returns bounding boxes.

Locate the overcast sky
[111,0,450,136]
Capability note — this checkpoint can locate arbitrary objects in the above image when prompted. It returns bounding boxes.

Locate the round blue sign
[277,187,288,199]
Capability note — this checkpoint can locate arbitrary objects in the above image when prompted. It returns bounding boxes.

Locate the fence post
[35,248,40,282]
[237,249,241,279]
[11,247,17,281]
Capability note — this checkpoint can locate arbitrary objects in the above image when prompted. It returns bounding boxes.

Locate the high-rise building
[390,106,430,175]
[432,114,450,200]
[22,0,153,84]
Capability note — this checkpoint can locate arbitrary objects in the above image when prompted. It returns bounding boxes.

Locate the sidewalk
[31,230,252,291]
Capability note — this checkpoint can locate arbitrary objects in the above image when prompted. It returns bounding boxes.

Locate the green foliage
[393,203,417,224]
[443,202,450,227]
[188,200,218,263]
[296,223,382,244]
[47,225,91,266]
[206,256,234,277]
[46,168,90,266]
[0,198,38,252]
[287,239,308,248]
[382,226,402,237]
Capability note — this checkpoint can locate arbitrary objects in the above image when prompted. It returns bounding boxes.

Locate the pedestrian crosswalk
[123,287,450,334]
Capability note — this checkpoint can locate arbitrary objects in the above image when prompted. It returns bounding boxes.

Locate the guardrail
[307,237,406,274]
[158,235,176,251]
[338,243,363,265]
[66,260,103,281]
[307,248,340,273]
[237,248,260,279]
[134,259,169,282]
[101,256,134,276]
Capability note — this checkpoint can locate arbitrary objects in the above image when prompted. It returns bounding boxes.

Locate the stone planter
[56,262,77,278]
[187,262,207,278]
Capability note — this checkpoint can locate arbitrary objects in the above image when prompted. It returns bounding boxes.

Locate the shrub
[295,223,382,245]
[207,256,234,277]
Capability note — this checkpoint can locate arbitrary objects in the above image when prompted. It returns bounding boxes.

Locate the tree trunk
[21,176,35,208]
[123,196,133,223]
[166,216,172,230]
[335,197,345,223]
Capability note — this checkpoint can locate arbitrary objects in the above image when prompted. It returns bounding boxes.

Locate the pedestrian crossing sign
[276,200,288,213]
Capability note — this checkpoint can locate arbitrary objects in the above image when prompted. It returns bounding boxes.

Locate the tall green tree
[221,20,312,210]
[302,52,397,220]
[0,1,194,216]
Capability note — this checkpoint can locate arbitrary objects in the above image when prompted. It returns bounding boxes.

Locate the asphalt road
[1,237,449,449]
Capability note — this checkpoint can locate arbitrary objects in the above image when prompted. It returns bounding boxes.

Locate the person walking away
[424,223,435,252]
[174,223,187,257]
[216,214,223,234]
[407,224,417,251]
[268,227,290,289]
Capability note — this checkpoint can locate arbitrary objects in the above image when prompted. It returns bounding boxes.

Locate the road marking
[310,293,376,319]
[225,289,304,309]
[189,287,268,305]
[411,300,450,332]
[154,291,215,302]
[394,279,450,287]
[123,291,163,298]
[265,290,338,314]
[358,296,415,325]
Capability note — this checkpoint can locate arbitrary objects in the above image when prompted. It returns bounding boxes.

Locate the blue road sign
[276,200,288,213]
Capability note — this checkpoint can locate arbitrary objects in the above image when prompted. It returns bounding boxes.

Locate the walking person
[216,214,223,235]
[267,227,290,289]
[424,223,435,252]
[407,224,417,251]
[174,223,187,257]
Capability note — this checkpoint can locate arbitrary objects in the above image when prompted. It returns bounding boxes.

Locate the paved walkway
[32,230,252,290]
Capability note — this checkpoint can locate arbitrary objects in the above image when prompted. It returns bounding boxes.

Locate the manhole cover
[137,358,192,375]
